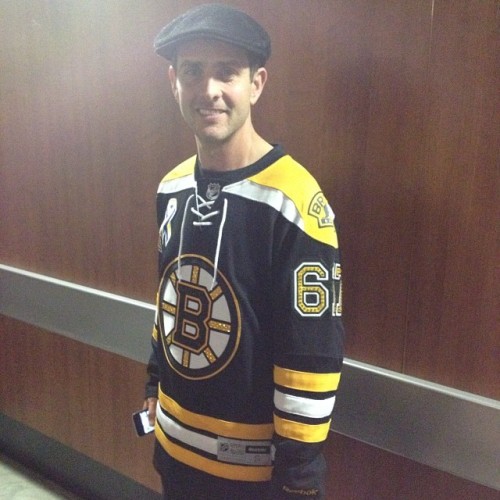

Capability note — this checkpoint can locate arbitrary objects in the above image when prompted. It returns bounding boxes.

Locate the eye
[180,63,202,81]
[218,66,238,82]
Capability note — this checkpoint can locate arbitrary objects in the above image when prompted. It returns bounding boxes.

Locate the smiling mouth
[198,108,226,117]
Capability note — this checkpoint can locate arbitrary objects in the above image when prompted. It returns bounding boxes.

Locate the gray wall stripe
[1,264,498,490]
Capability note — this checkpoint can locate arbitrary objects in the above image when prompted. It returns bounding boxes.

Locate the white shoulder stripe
[274,390,336,419]
[223,180,305,231]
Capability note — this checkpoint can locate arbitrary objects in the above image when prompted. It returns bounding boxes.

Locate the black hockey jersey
[146,145,344,498]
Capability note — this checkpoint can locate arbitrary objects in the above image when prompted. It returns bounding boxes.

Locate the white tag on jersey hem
[217,437,272,466]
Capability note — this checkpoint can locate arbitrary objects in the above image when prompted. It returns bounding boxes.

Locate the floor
[0,454,81,500]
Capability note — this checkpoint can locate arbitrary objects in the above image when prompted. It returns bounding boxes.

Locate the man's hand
[143,397,158,426]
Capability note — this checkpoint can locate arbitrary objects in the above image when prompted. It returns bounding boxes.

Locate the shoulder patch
[308,192,335,228]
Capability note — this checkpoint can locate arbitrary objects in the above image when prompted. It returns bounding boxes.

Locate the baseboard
[0,413,161,500]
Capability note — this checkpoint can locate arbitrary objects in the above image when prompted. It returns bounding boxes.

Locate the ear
[168,65,179,102]
[250,67,268,105]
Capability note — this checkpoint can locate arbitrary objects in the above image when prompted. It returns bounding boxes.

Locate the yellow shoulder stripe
[248,156,338,247]
[274,365,341,392]
[159,155,196,183]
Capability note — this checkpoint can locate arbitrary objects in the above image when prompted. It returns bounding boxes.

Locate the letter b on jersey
[173,281,211,353]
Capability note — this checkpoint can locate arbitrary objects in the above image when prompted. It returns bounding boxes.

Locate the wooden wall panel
[0,315,161,492]
[0,0,175,301]
[404,0,500,398]
[325,433,499,500]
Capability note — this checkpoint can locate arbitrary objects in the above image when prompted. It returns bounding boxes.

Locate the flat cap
[154,3,271,66]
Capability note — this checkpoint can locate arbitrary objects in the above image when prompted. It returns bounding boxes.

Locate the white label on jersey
[217,437,272,466]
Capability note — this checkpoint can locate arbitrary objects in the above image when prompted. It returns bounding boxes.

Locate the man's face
[169,39,266,146]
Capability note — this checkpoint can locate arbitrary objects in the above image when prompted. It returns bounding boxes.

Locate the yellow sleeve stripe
[274,366,341,392]
[155,426,272,482]
[159,387,273,440]
[152,325,158,341]
[274,415,331,443]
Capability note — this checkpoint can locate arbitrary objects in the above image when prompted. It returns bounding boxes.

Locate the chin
[196,130,231,145]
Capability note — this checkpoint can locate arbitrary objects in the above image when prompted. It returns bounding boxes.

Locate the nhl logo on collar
[206,182,221,201]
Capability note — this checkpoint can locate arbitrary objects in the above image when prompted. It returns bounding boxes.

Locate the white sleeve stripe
[274,390,336,419]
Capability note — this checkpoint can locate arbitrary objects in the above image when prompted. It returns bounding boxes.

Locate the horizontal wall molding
[1,263,499,491]
[0,264,155,363]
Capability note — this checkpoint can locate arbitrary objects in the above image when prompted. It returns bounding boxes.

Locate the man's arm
[269,191,344,499]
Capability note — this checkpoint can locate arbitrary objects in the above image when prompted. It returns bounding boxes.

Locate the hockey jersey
[146,145,344,498]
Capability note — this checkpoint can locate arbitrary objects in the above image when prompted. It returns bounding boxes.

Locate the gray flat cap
[154,3,271,66]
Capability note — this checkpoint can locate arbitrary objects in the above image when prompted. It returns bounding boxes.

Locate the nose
[201,76,222,100]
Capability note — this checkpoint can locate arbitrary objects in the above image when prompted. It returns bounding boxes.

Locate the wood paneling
[1,316,498,498]
[0,0,175,301]
[326,433,499,500]
[404,0,500,398]
[0,315,161,492]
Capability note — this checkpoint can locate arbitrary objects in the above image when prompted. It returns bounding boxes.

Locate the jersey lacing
[178,186,228,291]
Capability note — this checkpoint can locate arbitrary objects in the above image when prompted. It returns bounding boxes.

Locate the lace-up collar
[177,146,284,290]
[177,186,228,291]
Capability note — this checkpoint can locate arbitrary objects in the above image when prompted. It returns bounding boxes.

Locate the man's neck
[196,131,273,172]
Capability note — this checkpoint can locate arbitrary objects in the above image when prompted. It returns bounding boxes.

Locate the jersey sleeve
[268,173,344,498]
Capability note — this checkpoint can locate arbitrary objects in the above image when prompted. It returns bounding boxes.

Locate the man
[143,4,344,499]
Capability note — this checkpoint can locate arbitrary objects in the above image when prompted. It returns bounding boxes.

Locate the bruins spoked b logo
[157,254,241,380]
